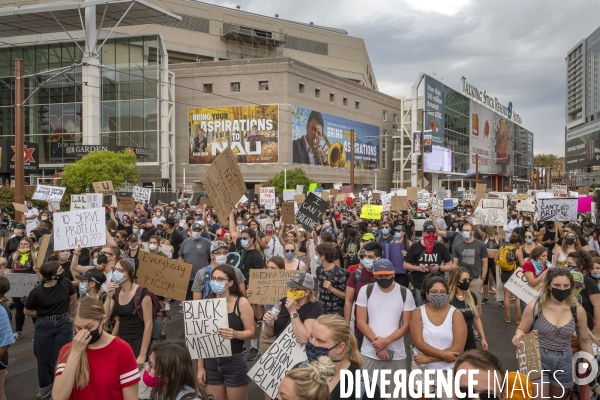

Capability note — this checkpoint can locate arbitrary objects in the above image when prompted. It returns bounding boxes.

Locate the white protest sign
[70,193,103,211]
[295,185,303,195]
[32,185,66,202]
[418,190,430,203]
[504,267,542,304]
[535,191,554,201]
[132,186,152,203]
[535,198,578,221]
[516,197,536,212]
[463,193,476,201]
[552,185,568,198]
[260,187,276,210]
[394,188,408,196]
[183,299,231,359]
[248,324,307,399]
[54,208,107,251]
[381,193,393,205]
[472,198,507,226]
[238,195,249,205]
[282,190,295,202]
[5,273,39,297]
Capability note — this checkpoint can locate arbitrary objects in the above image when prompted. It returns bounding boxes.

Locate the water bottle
[265,302,281,326]
[409,344,422,370]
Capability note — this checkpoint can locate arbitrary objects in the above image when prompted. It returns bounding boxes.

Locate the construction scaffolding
[221,23,285,59]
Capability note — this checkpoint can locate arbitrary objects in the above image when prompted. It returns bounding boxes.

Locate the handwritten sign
[577,187,590,196]
[294,194,306,204]
[535,198,578,221]
[283,190,295,202]
[330,188,339,197]
[248,324,307,399]
[516,197,536,212]
[321,191,330,201]
[552,185,568,198]
[201,147,246,224]
[70,193,103,211]
[407,187,420,201]
[137,250,191,301]
[335,193,347,203]
[32,185,66,202]
[183,184,194,194]
[504,266,541,305]
[391,196,408,211]
[295,192,328,233]
[247,270,298,304]
[341,185,352,193]
[281,202,295,225]
[5,273,39,297]
[117,197,136,212]
[360,204,383,220]
[475,183,487,205]
[260,187,276,210]
[54,208,106,251]
[183,299,231,359]
[93,181,114,195]
[472,198,507,226]
[131,186,151,203]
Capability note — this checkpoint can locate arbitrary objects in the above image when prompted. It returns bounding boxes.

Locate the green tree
[267,168,321,193]
[61,150,139,193]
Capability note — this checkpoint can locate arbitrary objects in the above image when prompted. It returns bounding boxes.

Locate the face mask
[132,229,139,234]
[156,213,161,217]
[142,370,160,388]
[215,254,228,264]
[324,222,331,228]
[287,289,305,301]
[394,232,401,239]
[192,232,202,240]
[27,206,32,210]
[349,229,357,237]
[551,287,571,302]
[566,237,576,245]
[306,341,341,363]
[111,270,125,284]
[466,212,472,216]
[96,253,108,265]
[574,288,582,298]
[266,229,273,234]
[342,220,348,225]
[149,244,158,251]
[129,245,139,250]
[381,228,389,235]
[428,293,449,307]
[210,281,227,294]
[41,216,48,221]
[175,215,181,221]
[269,213,274,217]
[523,225,530,230]
[314,255,321,266]
[79,281,88,295]
[511,215,517,220]
[237,220,242,225]
[525,237,533,243]
[592,273,600,279]
[37,229,48,235]
[376,277,394,289]
[462,232,471,239]
[458,281,471,291]
[371,227,378,233]
[284,252,295,260]
[362,259,374,271]
[240,239,249,249]
[87,322,103,345]
[59,252,70,260]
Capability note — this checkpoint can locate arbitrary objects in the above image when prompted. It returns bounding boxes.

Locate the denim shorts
[539,347,573,388]
[205,352,250,387]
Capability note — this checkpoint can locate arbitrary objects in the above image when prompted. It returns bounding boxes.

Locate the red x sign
[11,146,36,163]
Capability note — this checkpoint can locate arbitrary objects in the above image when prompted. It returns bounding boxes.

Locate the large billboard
[424,76,445,147]
[0,140,39,174]
[469,100,515,176]
[291,106,379,170]
[566,120,600,168]
[188,105,279,164]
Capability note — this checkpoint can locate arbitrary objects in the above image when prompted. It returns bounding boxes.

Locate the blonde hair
[284,356,334,400]
[536,267,578,316]
[64,297,106,389]
[561,232,582,254]
[448,267,477,316]
[315,314,362,367]
[11,237,37,264]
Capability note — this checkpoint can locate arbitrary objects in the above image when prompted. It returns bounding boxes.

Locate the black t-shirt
[166,229,184,259]
[330,362,382,400]
[450,292,478,350]
[343,238,361,268]
[404,241,452,291]
[114,287,149,341]
[238,248,265,284]
[316,265,349,314]
[403,219,415,235]
[117,222,133,236]
[140,226,157,242]
[580,276,600,331]
[273,300,324,338]
[25,278,75,317]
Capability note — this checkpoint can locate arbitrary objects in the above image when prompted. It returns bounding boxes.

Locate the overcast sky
[205,0,600,156]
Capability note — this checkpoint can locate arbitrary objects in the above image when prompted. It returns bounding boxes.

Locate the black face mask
[545,222,554,229]
[458,281,471,291]
[96,253,108,265]
[88,322,104,345]
[376,277,394,289]
[566,237,576,245]
[523,225,530,229]
[349,229,357,237]
[551,287,571,302]
[37,228,48,236]
[511,215,517,219]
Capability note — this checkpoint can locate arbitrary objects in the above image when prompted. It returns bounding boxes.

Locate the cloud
[204,0,600,156]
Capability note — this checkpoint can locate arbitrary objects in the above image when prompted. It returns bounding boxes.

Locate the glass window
[36,45,49,73]
[145,36,158,66]
[102,101,117,132]
[118,101,130,131]
[0,49,10,77]
[144,66,157,98]
[145,99,157,131]
[115,39,130,69]
[101,42,116,69]
[130,100,144,131]
[0,106,12,136]
[129,67,145,99]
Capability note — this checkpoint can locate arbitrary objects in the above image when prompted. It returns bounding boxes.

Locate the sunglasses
[240,236,250,240]
[284,250,295,253]
[100,251,114,257]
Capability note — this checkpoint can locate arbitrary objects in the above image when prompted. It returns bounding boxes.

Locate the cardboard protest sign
[5,273,39,297]
[201,147,246,222]
[183,184,194,194]
[341,185,352,193]
[132,186,152,203]
[503,267,541,305]
[93,181,114,195]
[248,324,307,399]
[198,198,213,207]
[12,202,27,213]
[407,187,421,201]
[578,196,593,213]
[372,192,381,201]
[36,234,52,268]
[517,330,542,381]
[281,202,295,225]
[330,188,339,197]
[577,187,590,196]
[391,196,408,211]
[472,198,507,226]
[54,208,106,251]
[259,187,276,210]
[295,192,328,233]
[360,204,383,220]
[334,193,347,203]
[535,198,578,221]
[282,190,295,202]
[516,197,536,212]
[294,194,305,204]
[247,270,298,304]
[117,197,136,212]
[321,191,330,201]
[32,185,66,202]
[475,183,487,205]
[137,250,192,301]
[552,185,568,198]
[183,299,231,359]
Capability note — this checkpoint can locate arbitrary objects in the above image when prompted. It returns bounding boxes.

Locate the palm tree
[533,153,562,188]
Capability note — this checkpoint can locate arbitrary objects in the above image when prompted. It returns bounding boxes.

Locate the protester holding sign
[314,243,349,316]
[197,264,255,400]
[24,201,39,236]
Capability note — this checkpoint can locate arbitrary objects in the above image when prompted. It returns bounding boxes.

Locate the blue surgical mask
[241,239,249,249]
[269,212,274,217]
[210,281,227,294]
[79,281,88,295]
[524,237,533,243]
[192,232,201,240]
[394,232,401,239]
[462,232,471,239]
[285,252,295,260]
[132,229,139,234]
[314,255,321,266]
[381,228,389,235]
[324,222,331,228]
[592,273,600,279]
[371,227,378,233]
[362,259,374,271]
[111,270,125,284]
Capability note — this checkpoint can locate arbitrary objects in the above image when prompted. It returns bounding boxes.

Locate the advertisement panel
[424,76,445,147]
[188,105,279,164]
[565,120,600,168]
[424,146,452,172]
[291,106,379,170]
[469,100,514,176]
[0,140,40,174]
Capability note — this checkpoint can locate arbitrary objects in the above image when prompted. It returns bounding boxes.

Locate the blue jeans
[413,288,426,306]
[33,317,73,389]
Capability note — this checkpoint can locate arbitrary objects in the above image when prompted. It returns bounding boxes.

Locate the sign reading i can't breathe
[294,192,329,233]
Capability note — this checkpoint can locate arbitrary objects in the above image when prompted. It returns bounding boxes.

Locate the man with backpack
[453,223,489,307]
[191,240,246,300]
[355,259,415,385]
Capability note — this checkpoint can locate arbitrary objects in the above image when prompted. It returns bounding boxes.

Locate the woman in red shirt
[52,296,139,400]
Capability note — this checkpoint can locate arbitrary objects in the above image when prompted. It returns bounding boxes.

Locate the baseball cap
[0,208,7,213]
[349,222,358,228]
[191,222,203,230]
[373,259,394,275]
[170,201,176,206]
[423,221,436,232]
[394,225,404,231]
[75,268,107,286]
[127,234,138,242]
[285,272,317,291]
[361,233,375,241]
[571,271,584,288]
[14,222,26,230]
[211,240,228,253]
[139,217,148,224]
[195,208,202,214]
[43,210,52,216]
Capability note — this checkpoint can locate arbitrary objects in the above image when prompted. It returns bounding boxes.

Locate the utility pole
[14,59,24,221]
[350,129,355,194]
[475,154,479,184]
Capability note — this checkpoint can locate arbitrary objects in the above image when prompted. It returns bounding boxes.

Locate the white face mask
[215,254,228,264]
[149,244,159,251]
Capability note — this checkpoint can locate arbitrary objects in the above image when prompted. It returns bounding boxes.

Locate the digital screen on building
[565,120,600,168]
[424,146,452,172]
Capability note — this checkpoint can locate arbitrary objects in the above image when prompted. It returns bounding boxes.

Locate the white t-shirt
[264,235,284,260]
[24,207,39,235]
[356,283,416,361]
[102,270,113,292]
[503,219,522,241]
[152,216,166,226]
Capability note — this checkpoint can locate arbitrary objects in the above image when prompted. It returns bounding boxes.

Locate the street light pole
[14,59,24,221]
[350,129,355,194]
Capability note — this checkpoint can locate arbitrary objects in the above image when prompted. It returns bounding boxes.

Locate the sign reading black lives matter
[183,299,231,359]
[535,198,578,222]
[294,192,329,233]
